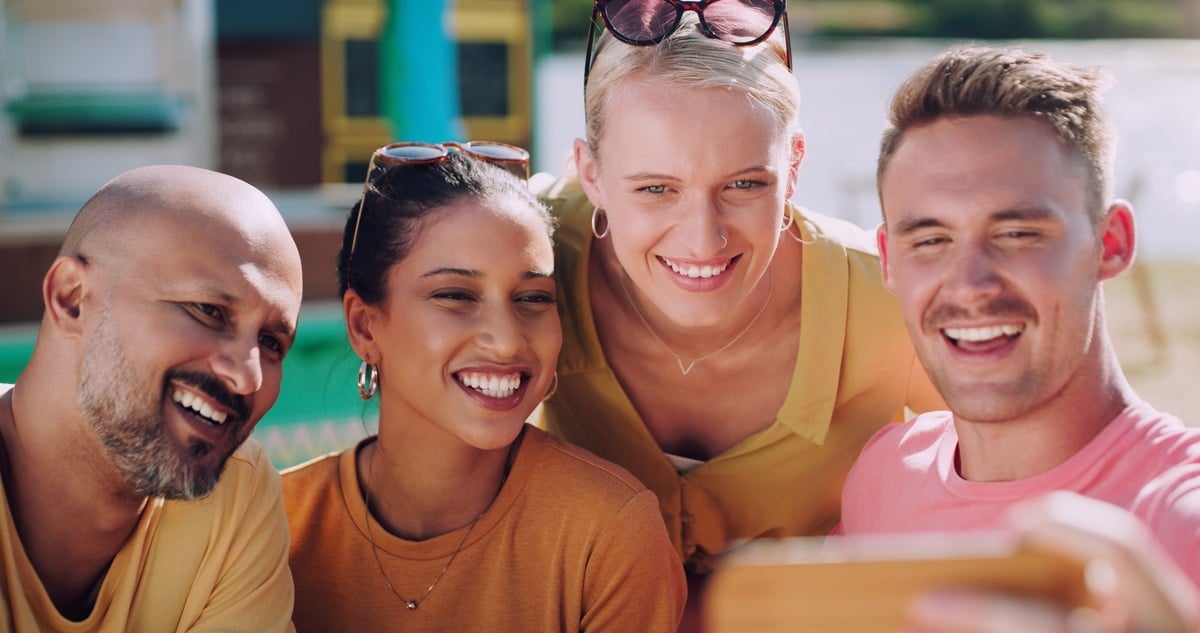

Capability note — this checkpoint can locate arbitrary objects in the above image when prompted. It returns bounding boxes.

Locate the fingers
[903,590,1086,633]
[1008,493,1199,633]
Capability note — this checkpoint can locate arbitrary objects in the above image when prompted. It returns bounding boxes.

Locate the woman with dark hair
[282,143,684,632]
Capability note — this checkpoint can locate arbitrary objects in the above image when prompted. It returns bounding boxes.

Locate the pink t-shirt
[838,401,1200,586]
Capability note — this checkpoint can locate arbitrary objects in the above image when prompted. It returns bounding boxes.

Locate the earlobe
[1097,200,1135,281]
[342,290,379,362]
[42,255,88,338]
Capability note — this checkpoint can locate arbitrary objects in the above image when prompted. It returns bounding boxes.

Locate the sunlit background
[1,0,1198,468]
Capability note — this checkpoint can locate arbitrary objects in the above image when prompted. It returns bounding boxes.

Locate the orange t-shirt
[283,426,685,632]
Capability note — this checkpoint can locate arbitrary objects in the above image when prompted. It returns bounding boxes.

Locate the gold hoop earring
[358,361,378,400]
[591,208,610,239]
[782,207,814,244]
[541,371,559,403]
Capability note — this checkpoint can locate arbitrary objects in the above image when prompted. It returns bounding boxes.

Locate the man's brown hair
[877,45,1115,220]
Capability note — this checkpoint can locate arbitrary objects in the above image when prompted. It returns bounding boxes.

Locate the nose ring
[719,231,728,250]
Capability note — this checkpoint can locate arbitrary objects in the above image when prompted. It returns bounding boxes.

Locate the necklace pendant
[406,600,418,610]
[677,359,697,375]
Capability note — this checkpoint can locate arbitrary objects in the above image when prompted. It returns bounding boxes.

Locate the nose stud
[719,231,728,250]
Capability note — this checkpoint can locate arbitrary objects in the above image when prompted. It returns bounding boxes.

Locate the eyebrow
[623,165,776,182]
[270,317,297,342]
[194,286,297,341]
[894,207,1058,234]
[422,268,554,280]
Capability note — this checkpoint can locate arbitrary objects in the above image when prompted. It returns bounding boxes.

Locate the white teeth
[172,388,228,425]
[943,324,1025,343]
[458,372,522,398]
[663,257,729,279]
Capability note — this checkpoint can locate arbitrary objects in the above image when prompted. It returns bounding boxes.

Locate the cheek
[527,311,563,359]
[249,370,283,420]
[886,263,941,316]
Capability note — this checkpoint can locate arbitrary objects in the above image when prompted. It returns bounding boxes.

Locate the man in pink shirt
[839,45,1200,632]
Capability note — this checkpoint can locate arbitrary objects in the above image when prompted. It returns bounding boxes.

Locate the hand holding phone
[705,532,1091,633]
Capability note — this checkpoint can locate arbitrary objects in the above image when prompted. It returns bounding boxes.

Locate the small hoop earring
[719,231,728,250]
[541,371,559,403]
[591,207,610,239]
[358,361,378,400]
[782,207,814,244]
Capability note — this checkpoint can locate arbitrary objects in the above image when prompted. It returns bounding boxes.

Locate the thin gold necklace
[617,267,774,376]
[362,446,485,611]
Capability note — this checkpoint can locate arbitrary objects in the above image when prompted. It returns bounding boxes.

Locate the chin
[465,420,527,453]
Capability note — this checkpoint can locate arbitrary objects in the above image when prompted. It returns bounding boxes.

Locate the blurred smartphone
[705,532,1091,633]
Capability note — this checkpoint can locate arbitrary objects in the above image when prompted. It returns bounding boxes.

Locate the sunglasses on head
[346,140,531,282]
[584,0,792,88]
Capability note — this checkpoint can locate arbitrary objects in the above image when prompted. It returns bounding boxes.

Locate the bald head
[19,165,304,500]
[63,165,297,268]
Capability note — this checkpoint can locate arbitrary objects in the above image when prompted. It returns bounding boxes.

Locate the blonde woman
[535,0,944,579]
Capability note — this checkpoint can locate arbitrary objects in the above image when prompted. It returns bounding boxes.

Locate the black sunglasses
[583,0,792,88]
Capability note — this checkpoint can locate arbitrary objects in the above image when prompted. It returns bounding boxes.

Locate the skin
[573,80,807,459]
[0,165,302,619]
[342,196,560,541]
[904,493,1199,633]
[878,115,1135,482]
[878,115,1197,632]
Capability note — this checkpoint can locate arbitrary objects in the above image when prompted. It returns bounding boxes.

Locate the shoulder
[154,439,289,566]
[797,207,880,258]
[280,448,348,517]
[209,439,283,507]
[795,206,893,299]
[858,411,953,462]
[281,449,343,490]
[520,427,648,506]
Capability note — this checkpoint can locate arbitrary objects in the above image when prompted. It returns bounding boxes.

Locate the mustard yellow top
[533,175,944,572]
[0,438,295,632]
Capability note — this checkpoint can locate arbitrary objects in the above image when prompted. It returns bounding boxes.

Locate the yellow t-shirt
[283,426,686,633]
[533,175,944,572]
[0,439,295,632]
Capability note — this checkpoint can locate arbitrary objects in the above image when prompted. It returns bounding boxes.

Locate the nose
[943,238,1003,302]
[474,305,523,359]
[681,194,725,254]
[211,337,264,395]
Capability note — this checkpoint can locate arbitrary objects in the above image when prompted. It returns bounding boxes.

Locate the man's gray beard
[77,307,220,501]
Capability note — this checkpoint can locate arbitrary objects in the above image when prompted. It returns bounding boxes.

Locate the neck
[2,380,146,620]
[953,334,1137,482]
[358,429,515,541]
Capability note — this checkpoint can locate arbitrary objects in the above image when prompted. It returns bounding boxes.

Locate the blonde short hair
[584,12,799,154]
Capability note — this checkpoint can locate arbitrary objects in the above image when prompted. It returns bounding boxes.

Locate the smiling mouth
[942,324,1025,347]
[660,256,732,279]
[171,388,228,425]
[457,372,523,399]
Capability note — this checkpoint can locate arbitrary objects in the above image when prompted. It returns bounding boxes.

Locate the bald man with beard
[0,165,303,632]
